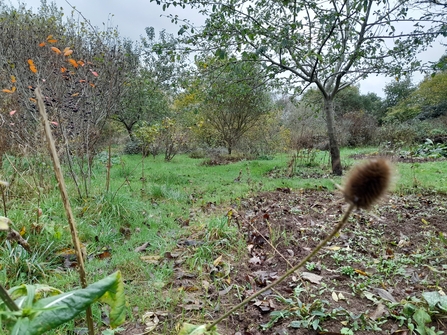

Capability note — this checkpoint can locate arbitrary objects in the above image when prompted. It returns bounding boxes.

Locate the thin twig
[206,203,355,331]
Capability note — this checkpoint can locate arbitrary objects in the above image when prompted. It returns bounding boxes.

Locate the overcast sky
[12,0,446,97]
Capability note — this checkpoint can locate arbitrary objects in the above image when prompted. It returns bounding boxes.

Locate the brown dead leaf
[301,272,323,284]
[369,303,387,320]
[142,311,159,332]
[140,255,161,264]
[373,288,397,303]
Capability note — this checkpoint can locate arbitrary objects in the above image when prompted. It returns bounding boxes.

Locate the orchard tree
[114,68,171,141]
[153,0,444,174]
[195,57,273,155]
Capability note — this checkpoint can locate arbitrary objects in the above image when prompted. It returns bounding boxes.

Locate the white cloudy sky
[13,0,446,97]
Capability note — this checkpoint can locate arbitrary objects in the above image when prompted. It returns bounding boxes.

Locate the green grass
[1,147,446,333]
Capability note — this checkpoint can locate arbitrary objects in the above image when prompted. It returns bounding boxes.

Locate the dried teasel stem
[206,159,392,331]
[35,87,95,335]
[206,203,355,331]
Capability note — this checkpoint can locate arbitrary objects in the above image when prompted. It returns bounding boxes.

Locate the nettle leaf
[9,271,125,335]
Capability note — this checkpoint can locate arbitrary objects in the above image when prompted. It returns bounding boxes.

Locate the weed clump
[342,158,392,209]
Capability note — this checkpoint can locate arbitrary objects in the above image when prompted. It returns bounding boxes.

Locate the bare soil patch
[213,189,447,334]
[120,189,447,335]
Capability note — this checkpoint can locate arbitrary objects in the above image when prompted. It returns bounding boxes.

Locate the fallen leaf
[369,303,387,320]
[354,269,369,276]
[373,288,397,303]
[140,255,161,264]
[9,110,16,115]
[248,255,262,265]
[0,216,11,230]
[332,291,339,302]
[134,242,150,252]
[96,249,111,259]
[142,312,159,332]
[301,272,323,284]
[213,255,223,266]
[326,246,341,251]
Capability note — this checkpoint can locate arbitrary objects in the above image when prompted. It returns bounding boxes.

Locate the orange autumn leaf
[89,82,95,88]
[39,42,46,47]
[27,59,38,73]
[48,38,58,43]
[71,92,79,97]
[10,75,16,83]
[51,47,62,55]
[29,98,37,103]
[2,88,14,94]
[63,47,73,56]
[77,60,85,67]
[79,79,86,83]
[60,67,67,73]
[46,34,53,40]
[68,59,78,68]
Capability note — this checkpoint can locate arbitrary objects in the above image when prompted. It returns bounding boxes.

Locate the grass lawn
[1,147,446,334]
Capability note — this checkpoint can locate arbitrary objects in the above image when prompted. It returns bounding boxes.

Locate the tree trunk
[323,97,343,176]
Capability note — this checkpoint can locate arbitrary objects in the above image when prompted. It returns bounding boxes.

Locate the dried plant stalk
[35,87,95,335]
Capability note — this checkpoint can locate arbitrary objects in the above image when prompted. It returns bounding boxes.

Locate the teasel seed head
[343,158,392,210]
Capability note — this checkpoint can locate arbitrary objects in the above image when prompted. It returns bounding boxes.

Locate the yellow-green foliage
[385,72,447,122]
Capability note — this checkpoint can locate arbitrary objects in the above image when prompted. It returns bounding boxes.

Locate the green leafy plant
[412,139,447,159]
[0,271,125,335]
[393,292,446,335]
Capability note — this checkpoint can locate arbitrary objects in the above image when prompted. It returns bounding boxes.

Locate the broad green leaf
[99,271,126,328]
[9,271,125,335]
[10,317,31,335]
[413,307,431,329]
